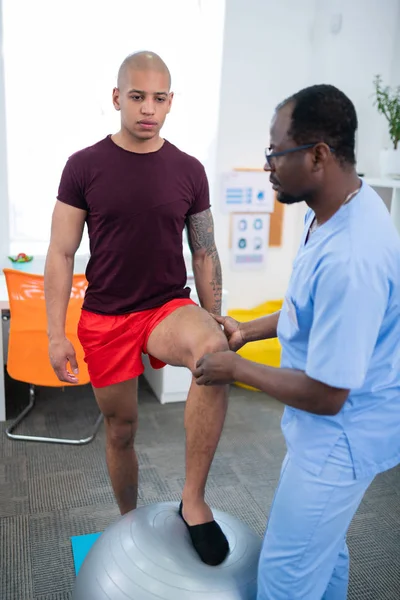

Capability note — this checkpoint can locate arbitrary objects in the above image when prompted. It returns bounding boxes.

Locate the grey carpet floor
[1,370,399,600]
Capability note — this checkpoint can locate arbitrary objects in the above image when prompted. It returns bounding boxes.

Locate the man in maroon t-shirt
[44,51,229,566]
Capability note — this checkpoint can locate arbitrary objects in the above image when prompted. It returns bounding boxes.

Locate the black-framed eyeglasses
[265,143,335,168]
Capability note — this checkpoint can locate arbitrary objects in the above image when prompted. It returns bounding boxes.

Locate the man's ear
[312,143,332,171]
[112,87,121,111]
[167,91,174,114]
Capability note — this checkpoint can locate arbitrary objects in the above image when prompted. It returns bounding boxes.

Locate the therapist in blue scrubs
[194,84,400,599]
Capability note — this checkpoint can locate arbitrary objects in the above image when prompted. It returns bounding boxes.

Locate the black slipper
[178,501,230,566]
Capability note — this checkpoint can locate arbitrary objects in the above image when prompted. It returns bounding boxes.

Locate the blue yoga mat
[71,532,102,574]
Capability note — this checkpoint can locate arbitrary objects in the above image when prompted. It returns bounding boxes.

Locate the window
[2,0,226,256]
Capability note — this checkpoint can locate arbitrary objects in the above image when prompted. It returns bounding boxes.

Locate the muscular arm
[195,351,349,415]
[233,359,349,415]
[186,208,222,315]
[44,201,86,341]
[241,311,281,342]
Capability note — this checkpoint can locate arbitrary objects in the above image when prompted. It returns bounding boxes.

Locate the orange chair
[3,269,103,444]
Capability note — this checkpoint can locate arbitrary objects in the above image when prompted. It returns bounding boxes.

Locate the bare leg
[182,377,228,524]
[146,305,229,525]
[92,378,139,515]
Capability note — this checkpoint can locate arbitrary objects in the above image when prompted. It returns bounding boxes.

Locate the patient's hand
[49,338,79,384]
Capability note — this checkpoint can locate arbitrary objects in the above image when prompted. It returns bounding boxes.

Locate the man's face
[265,104,318,205]
[112,68,173,141]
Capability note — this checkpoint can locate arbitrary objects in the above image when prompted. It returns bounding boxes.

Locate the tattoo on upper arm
[187,209,222,313]
[186,209,215,255]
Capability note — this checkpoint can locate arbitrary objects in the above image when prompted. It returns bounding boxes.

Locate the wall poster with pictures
[230,213,270,270]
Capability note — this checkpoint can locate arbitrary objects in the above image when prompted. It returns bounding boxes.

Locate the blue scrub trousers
[257,436,374,599]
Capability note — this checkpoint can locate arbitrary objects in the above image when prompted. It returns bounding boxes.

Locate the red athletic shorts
[77,298,196,388]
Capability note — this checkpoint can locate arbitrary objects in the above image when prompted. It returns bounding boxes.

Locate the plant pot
[380,149,400,179]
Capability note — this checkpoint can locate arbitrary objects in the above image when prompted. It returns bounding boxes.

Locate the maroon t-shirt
[57,136,210,315]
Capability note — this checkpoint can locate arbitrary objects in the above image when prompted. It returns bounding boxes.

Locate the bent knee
[202,332,229,354]
[191,330,229,365]
[105,416,138,450]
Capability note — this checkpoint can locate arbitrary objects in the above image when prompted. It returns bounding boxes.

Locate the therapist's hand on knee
[194,350,238,386]
[211,315,245,352]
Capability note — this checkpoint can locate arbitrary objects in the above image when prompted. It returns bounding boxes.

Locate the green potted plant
[373,75,400,179]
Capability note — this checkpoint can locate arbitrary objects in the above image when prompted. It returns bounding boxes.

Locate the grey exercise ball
[73,501,261,599]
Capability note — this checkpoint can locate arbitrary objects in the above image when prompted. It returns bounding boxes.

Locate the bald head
[117,51,171,91]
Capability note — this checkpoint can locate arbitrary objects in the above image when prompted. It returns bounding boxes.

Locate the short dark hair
[279,84,358,165]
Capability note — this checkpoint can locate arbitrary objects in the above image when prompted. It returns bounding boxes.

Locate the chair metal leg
[5,385,103,445]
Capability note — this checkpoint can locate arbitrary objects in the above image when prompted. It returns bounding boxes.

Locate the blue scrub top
[278,181,400,479]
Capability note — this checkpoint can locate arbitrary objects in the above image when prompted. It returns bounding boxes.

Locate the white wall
[0,2,9,264]
[213,0,316,309]
[213,0,400,309]
[390,1,400,102]
[310,0,400,172]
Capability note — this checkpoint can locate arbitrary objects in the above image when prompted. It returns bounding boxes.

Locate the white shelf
[363,177,400,189]
[363,177,400,237]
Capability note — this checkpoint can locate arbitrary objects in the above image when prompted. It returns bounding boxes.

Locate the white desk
[0,275,8,421]
[0,276,7,310]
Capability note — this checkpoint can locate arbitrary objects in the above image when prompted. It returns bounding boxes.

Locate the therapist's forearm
[233,356,347,416]
[241,311,280,343]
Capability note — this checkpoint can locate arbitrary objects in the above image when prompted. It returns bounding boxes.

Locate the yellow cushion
[228,299,283,392]
[235,338,281,391]
[254,299,283,313]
